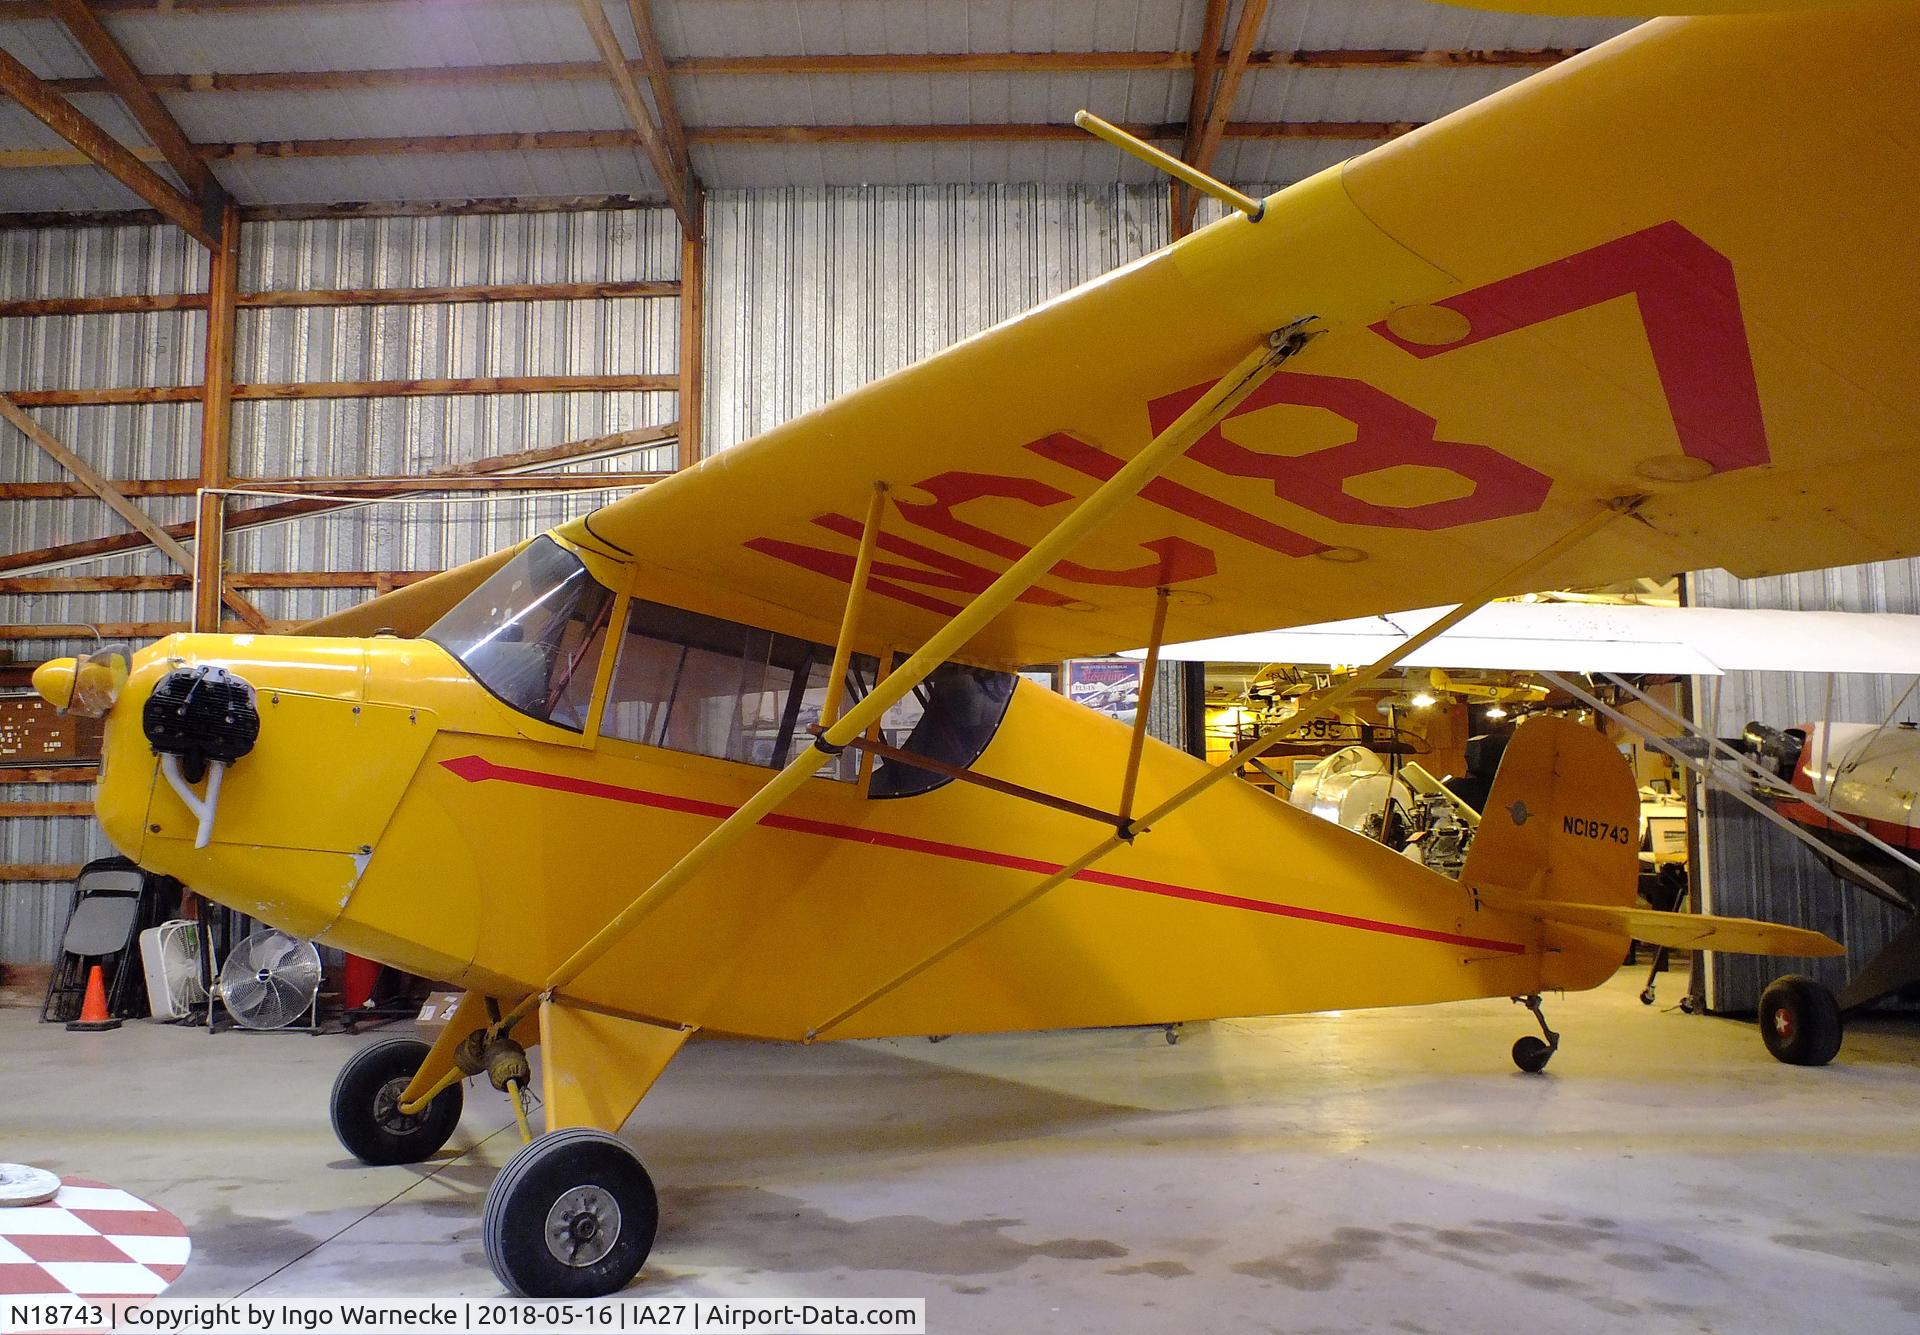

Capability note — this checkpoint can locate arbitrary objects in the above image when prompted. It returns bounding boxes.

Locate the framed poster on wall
[1064,658,1142,725]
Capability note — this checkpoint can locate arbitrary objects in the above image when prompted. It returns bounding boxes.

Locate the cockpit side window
[597,596,1016,793]
[858,662,1016,799]
[424,536,615,731]
[602,597,864,781]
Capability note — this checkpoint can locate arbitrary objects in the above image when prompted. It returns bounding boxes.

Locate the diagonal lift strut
[803,496,1643,1040]
[396,322,1322,1108]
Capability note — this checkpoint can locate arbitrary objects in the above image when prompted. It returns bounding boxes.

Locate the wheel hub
[546,1185,621,1268]
[372,1076,426,1135]
[1773,1006,1796,1041]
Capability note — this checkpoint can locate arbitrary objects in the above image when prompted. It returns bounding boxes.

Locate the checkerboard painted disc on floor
[0,1176,189,1304]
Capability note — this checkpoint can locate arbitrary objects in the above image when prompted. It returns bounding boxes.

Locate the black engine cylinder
[142,665,260,766]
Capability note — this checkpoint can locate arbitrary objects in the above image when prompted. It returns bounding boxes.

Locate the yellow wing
[310,8,1920,660]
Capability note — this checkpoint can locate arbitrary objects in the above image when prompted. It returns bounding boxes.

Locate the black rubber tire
[1758,974,1844,1067]
[483,1128,657,1298]
[1512,1035,1554,1074]
[329,1038,464,1166]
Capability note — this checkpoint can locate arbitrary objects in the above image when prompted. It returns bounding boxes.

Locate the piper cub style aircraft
[30,0,1917,1300]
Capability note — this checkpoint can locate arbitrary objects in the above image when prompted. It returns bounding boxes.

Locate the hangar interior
[0,2,1916,1331]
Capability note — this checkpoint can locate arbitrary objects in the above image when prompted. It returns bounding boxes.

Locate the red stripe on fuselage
[441,754,1528,956]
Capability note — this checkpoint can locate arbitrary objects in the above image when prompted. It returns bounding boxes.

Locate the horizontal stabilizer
[1475,885,1844,958]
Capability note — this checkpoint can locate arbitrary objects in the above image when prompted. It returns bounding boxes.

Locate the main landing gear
[330,1033,663,1298]
[483,1129,659,1298]
[329,1038,464,1165]
[1510,994,1560,1074]
[1758,973,1844,1067]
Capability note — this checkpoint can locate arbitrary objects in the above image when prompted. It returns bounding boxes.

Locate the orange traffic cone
[65,964,121,1032]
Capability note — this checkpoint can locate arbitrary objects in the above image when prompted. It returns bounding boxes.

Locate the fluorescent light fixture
[1410,691,1437,708]
[1484,703,1509,720]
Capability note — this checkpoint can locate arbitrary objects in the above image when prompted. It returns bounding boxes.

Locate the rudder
[1462,715,1640,991]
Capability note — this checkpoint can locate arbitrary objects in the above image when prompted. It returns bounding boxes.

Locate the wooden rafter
[0,420,678,575]
[0,120,1417,172]
[46,0,227,233]
[625,0,689,177]
[0,45,213,244]
[7,373,678,408]
[0,573,438,593]
[0,279,677,317]
[1174,0,1231,240]
[193,198,240,630]
[38,49,1576,95]
[0,473,670,499]
[0,392,270,627]
[573,0,692,232]
[679,190,703,467]
[1182,0,1271,233]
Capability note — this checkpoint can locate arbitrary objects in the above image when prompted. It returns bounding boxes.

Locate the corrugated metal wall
[1689,561,1920,1012]
[2,183,1206,961]
[704,184,1176,451]
[1,207,681,960]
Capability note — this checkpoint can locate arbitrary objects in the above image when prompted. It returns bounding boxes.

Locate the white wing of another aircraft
[1134,604,1920,676]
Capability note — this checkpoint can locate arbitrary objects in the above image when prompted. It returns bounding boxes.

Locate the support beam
[0,279,676,318]
[0,471,668,499]
[0,121,1416,172]
[433,422,678,475]
[574,0,693,232]
[48,0,227,234]
[819,483,887,733]
[0,864,84,883]
[1182,0,1270,232]
[678,193,703,467]
[0,391,268,628]
[37,49,1577,97]
[626,0,690,177]
[0,802,94,818]
[0,421,678,574]
[0,621,293,638]
[0,292,204,317]
[0,45,214,245]
[1174,0,1230,240]
[0,571,437,594]
[195,198,240,631]
[1118,588,1171,823]
[7,373,678,407]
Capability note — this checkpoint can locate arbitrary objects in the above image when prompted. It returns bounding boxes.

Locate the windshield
[425,536,615,730]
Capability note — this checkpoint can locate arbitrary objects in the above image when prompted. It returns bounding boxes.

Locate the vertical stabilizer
[1462,715,1641,990]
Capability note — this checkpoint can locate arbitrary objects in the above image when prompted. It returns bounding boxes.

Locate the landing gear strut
[1510,994,1559,1074]
[330,1038,465,1165]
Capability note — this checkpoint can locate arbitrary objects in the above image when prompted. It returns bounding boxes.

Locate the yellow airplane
[28,0,1919,1300]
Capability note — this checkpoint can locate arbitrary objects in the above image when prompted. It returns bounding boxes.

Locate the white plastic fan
[139,919,207,1020]
[217,928,322,1030]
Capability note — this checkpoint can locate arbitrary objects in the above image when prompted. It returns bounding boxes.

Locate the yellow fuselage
[85,536,1608,1043]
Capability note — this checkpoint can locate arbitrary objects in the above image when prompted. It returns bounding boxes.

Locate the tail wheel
[1758,974,1843,1066]
[330,1038,464,1166]
[484,1128,657,1298]
[1511,1035,1554,1074]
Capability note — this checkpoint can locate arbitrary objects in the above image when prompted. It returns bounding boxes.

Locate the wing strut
[1118,586,1172,825]
[400,324,1315,1106]
[804,496,1642,1040]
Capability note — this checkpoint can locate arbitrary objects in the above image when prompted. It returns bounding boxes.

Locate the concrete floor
[5,971,1918,1334]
